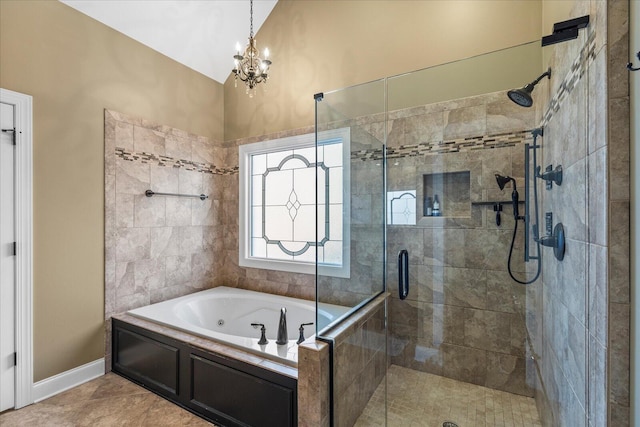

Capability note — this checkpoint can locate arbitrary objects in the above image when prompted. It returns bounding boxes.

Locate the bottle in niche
[424,196,433,216]
[432,194,441,216]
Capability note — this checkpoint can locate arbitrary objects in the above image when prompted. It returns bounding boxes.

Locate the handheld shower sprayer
[496,127,545,285]
[495,174,520,220]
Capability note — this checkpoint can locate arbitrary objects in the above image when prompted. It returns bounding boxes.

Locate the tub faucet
[276,307,288,345]
[250,323,268,345]
[297,322,314,345]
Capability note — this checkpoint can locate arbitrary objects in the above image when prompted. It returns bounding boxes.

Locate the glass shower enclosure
[314,36,592,426]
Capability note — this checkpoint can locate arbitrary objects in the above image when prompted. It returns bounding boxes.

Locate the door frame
[0,88,33,409]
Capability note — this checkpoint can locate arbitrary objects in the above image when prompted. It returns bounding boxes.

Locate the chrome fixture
[250,323,268,345]
[538,212,565,261]
[276,307,288,345]
[537,164,563,189]
[507,68,551,107]
[296,322,314,345]
[145,189,208,200]
[232,0,272,97]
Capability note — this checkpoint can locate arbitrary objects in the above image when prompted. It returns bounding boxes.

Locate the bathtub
[127,286,349,365]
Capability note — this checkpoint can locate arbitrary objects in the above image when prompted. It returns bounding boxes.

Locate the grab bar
[145,190,208,200]
[398,249,409,300]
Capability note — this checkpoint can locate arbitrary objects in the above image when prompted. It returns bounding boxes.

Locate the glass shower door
[314,80,388,427]
[382,43,544,427]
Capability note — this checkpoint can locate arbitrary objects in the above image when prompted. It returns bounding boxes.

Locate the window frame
[238,127,351,278]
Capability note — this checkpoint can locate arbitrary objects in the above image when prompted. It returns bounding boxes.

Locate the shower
[507,68,552,107]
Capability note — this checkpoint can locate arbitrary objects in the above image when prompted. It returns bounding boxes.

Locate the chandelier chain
[249,0,254,38]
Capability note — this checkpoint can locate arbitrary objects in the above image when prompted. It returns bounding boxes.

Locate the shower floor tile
[355,364,542,427]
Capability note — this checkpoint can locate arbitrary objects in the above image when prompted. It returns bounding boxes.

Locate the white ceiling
[60,0,278,84]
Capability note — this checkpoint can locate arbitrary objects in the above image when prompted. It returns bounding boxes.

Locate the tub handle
[398,249,409,300]
[250,323,268,345]
[297,322,314,345]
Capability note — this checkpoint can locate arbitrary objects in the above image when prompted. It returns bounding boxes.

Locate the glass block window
[239,128,350,277]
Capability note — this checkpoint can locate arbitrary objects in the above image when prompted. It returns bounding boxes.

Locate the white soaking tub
[127,286,349,365]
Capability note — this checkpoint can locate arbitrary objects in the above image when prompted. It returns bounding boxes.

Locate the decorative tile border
[352,130,533,161]
[115,147,238,175]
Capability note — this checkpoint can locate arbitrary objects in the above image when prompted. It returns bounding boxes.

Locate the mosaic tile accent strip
[115,147,238,175]
[352,130,533,161]
[541,29,597,126]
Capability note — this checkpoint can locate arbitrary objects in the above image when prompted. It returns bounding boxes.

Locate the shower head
[507,68,552,107]
[495,174,516,191]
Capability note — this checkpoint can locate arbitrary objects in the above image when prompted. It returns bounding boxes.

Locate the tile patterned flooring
[0,373,215,427]
[355,365,542,427]
[1,365,541,427]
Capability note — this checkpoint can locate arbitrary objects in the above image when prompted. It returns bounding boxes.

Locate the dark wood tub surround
[111,315,298,427]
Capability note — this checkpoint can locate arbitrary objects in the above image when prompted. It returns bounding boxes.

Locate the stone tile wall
[212,130,317,300]
[323,294,387,427]
[217,123,386,308]
[104,109,223,368]
[298,341,330,427]
[531,1,631,426]
[605,0,631,424]
[382,90,537,397]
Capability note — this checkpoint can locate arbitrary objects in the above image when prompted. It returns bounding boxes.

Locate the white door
[0,101,16,412]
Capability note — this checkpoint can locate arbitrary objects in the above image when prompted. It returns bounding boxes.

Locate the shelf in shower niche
[421,215,470,219]
[423,171,471,218]
[471,201,525,206]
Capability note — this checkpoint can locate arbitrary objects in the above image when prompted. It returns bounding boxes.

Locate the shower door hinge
[1,128,16,145]
[13,242,17,256]
[13,352,17,366]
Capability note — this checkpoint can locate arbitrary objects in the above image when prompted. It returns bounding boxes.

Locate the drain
[442,422,459,427]
[218,319,225,326]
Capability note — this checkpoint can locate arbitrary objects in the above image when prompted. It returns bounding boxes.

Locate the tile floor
[0,373,215,427]
[1,365,542,427]
[355,365,542,427]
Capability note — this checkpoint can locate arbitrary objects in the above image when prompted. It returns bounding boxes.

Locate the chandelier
[232,0,272,97]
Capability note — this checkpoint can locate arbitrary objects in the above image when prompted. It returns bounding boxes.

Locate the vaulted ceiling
[60,0,278,84]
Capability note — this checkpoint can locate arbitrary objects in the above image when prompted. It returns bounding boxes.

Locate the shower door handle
[398,249,409,300]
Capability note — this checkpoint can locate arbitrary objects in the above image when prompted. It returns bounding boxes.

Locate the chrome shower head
[495,174,516,191]
[507,68,552,107]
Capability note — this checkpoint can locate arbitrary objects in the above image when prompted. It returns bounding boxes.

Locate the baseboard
[32,358,105,403]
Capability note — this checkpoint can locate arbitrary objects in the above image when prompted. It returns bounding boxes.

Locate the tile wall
[531,0,631,426]
[212,129,317,300]
[379,91,538,397]
[325,294,387,427]
[104,109,224,367]
[605,0,631,424]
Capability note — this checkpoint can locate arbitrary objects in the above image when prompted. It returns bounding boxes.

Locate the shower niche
[421,170,471,218]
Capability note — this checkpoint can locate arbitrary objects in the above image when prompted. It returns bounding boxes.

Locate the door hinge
[1,128,16,145]
[13,242,17,256]
[13,352,17,367]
